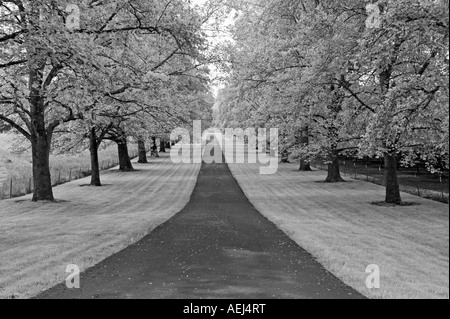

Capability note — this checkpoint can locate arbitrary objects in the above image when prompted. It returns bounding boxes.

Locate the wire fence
[0,149,139,201]
[311,159,449,204]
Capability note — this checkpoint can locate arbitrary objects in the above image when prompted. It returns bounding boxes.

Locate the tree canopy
[215,0,449,203]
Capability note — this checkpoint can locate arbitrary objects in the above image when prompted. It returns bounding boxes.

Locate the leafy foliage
[215,0,449,171]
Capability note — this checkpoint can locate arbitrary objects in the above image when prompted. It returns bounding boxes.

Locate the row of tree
[0,0,216,202]
[214,0,449,204]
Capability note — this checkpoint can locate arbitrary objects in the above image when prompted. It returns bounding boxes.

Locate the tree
[216,0,449,203]
[353,0,449,203]
[1,0,209,200]
[215,0,363,180]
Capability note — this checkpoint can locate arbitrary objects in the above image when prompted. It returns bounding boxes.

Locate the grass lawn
[228,160,449,299]
[311,159,449,203]
[0,153,200,299]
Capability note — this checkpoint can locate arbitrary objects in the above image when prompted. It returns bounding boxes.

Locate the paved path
[38,159,365,299]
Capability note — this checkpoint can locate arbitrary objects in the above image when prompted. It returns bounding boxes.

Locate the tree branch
[0,114,31,140]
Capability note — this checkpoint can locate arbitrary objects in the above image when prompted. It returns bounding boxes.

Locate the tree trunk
[138,139,148,164]
[160,139,166,153]
[118,140,134,171]
[326,152,345,183]
[31,134,54,202]
[299,160,312,171]
[385,153,402,204]
[299,126,312,171]
[281,151,289,163]
[29,50,55,202]
[379,59,401,204]
[151,137,160,157]
[89,128,101,186]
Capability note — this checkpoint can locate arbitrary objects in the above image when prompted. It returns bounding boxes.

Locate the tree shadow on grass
[291,168,320,172]
[79,184,113,188]
[371,201,420,207]
[108,169,141,173]
[314,180,352,184]
[15,199,70,204]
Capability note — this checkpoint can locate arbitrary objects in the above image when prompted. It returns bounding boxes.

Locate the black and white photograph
[0,0,448,306]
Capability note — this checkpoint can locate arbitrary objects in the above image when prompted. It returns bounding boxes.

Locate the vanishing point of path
[38,159,365,299]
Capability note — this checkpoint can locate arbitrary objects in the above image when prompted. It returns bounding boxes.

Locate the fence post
[414,173,421,197]
[343,161,346,175]
[10,178,13,199]
[379,166,383,186]
[440,173,445,202]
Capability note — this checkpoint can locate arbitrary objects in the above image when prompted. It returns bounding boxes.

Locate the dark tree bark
[299,126,312,171]
[30,64,55,202]
[117,139,134,171]
[325,151,345,183]
[299,160,311,171]
[10,8,55,202]
[385,153,402,204]
[89,127,101,186]
[281,151,290,163]
[151,137,160,157]
[378,47,402,204]
[138,139,148,164]
[31,133,54,202]
[160,139,166,153]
